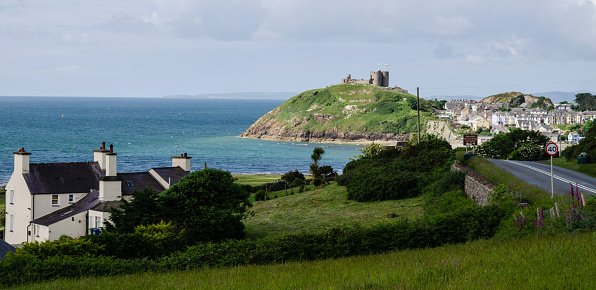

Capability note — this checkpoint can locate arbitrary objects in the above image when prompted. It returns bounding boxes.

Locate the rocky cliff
[240,84,426,143]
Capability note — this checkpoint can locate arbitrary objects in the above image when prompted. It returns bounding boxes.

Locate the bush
[313,178,322,187]
[254,190,266,201]
[17,236,105,258]
[434,170,467,195]
[342,135,453,201]
[281,170,305,184]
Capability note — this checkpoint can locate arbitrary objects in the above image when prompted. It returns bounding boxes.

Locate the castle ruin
[339,70,408,94]
[341,70,390,87]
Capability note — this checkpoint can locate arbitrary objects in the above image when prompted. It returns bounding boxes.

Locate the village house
[4,143,191,245]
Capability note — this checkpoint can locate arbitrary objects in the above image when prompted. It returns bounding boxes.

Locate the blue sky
[1,0,596,98]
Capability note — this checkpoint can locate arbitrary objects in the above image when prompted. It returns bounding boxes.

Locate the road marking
[503,160,596,194]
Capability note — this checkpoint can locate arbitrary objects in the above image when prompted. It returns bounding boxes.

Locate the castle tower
[370,71,383,86]
[382,71,389,87]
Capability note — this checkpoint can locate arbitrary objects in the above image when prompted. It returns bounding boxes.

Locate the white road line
[503,160,596,194]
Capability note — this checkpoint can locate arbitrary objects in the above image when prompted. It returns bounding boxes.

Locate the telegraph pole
[417,87,421,143]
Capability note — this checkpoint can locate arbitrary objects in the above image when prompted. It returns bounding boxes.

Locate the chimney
[99,175,122,202]
[13,148,31,174]
[172,152,192,172]
[105,144,117,176]
[92,142,110,170]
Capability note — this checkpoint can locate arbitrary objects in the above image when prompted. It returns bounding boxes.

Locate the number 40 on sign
[546,143,558,156]
[546,142,558,198]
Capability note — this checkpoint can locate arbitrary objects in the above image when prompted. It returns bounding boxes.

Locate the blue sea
[0,96,364,185]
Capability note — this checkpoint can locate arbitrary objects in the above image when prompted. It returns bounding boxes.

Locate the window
[95,216,102,228]
[51,194,60,207]
[9,213,14,232]
[126,181,134,187]
[68,194,76,204]
[9,189,14,205]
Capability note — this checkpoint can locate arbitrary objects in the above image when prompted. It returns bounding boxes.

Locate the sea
[0,96,365,186]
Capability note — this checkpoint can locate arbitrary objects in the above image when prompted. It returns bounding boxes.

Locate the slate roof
[32,190,100,226]
[24,162,104,194]
[0,239,16,259]
[119,172,167,196]
[150,167,188,186]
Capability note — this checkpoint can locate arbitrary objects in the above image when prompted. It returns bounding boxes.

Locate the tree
[158,169,251,244]
[352,142,385,160]
[310,147,325,180]
[105,187,162,234]
[509,94,525,108]
[476,128,549,160]
[575,93,596,111]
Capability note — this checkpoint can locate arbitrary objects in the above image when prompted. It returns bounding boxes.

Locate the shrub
[313,178,323,187]
[254,190,266,201]
[434,170,467,195]
[299,185,304,193]
[342,135,453,201]
[281,170,305,184]
[17,236,105,258]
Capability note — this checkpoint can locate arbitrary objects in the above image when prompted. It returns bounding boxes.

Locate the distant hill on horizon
[164,92,297,100]
[429,91,594,103]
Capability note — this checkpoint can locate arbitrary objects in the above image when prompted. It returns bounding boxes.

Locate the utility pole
[417,87,421,143]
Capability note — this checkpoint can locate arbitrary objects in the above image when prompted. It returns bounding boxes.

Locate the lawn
[18,232,596,289]
[244,182,424,239]
[551,157,596,178]
[232,174,282,186]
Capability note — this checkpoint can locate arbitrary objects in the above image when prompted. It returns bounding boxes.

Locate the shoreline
[238,135,403,146]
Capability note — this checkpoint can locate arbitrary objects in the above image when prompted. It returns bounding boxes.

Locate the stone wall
[451,163,496,206]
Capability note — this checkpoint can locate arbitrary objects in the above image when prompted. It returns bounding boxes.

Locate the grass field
[17,232,596,289]
[244,182,424,239]
[232,174,282,186]
[551,157,596,178]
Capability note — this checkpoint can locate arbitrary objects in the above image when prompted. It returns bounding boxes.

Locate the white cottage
[4,143,191,245]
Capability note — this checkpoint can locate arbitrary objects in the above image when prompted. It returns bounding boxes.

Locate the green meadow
[16,232,596,289]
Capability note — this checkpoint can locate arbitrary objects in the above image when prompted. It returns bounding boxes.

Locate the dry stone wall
[451,163,496,206]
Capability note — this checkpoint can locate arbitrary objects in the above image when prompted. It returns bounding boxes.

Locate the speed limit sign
[545,142,558,156]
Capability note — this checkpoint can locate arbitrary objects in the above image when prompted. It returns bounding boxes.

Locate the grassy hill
[480,91,553,108]
[241,84,437,142]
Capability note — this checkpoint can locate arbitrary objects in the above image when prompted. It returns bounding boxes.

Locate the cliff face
[240,84,420,143]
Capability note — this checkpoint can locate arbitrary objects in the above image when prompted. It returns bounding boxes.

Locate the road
[488,159,596,197]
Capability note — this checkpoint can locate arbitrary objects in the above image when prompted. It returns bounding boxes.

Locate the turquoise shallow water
[0,96,364,184]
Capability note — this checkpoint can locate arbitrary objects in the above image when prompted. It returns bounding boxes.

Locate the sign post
[463,134,478,154]
[545,142,559,198]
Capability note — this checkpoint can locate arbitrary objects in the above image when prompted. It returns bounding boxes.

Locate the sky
[1,0,596,98]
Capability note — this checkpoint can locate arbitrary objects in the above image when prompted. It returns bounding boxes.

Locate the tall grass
[18,232,596,289]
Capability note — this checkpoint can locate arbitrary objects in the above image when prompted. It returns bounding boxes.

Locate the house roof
[32,190,100,226]
[0,239,16,259]
[150,167,188,186]
[119,172,166,195]
[24,162,104,194]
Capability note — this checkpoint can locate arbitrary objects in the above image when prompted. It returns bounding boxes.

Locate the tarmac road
[488,159,596,197]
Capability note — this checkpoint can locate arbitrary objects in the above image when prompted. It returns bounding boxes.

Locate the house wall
[88,210,112,232]
[43,211,88,242]
[33,193,89,220]
[4,173,31,245]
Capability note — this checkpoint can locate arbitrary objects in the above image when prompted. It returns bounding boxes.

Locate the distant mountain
[427,95,481,101]
[163,92,297,100]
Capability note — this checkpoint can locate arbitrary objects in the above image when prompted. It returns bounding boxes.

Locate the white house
[4,143,191,245]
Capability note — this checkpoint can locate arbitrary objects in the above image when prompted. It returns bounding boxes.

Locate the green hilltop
[241,84,441,142]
